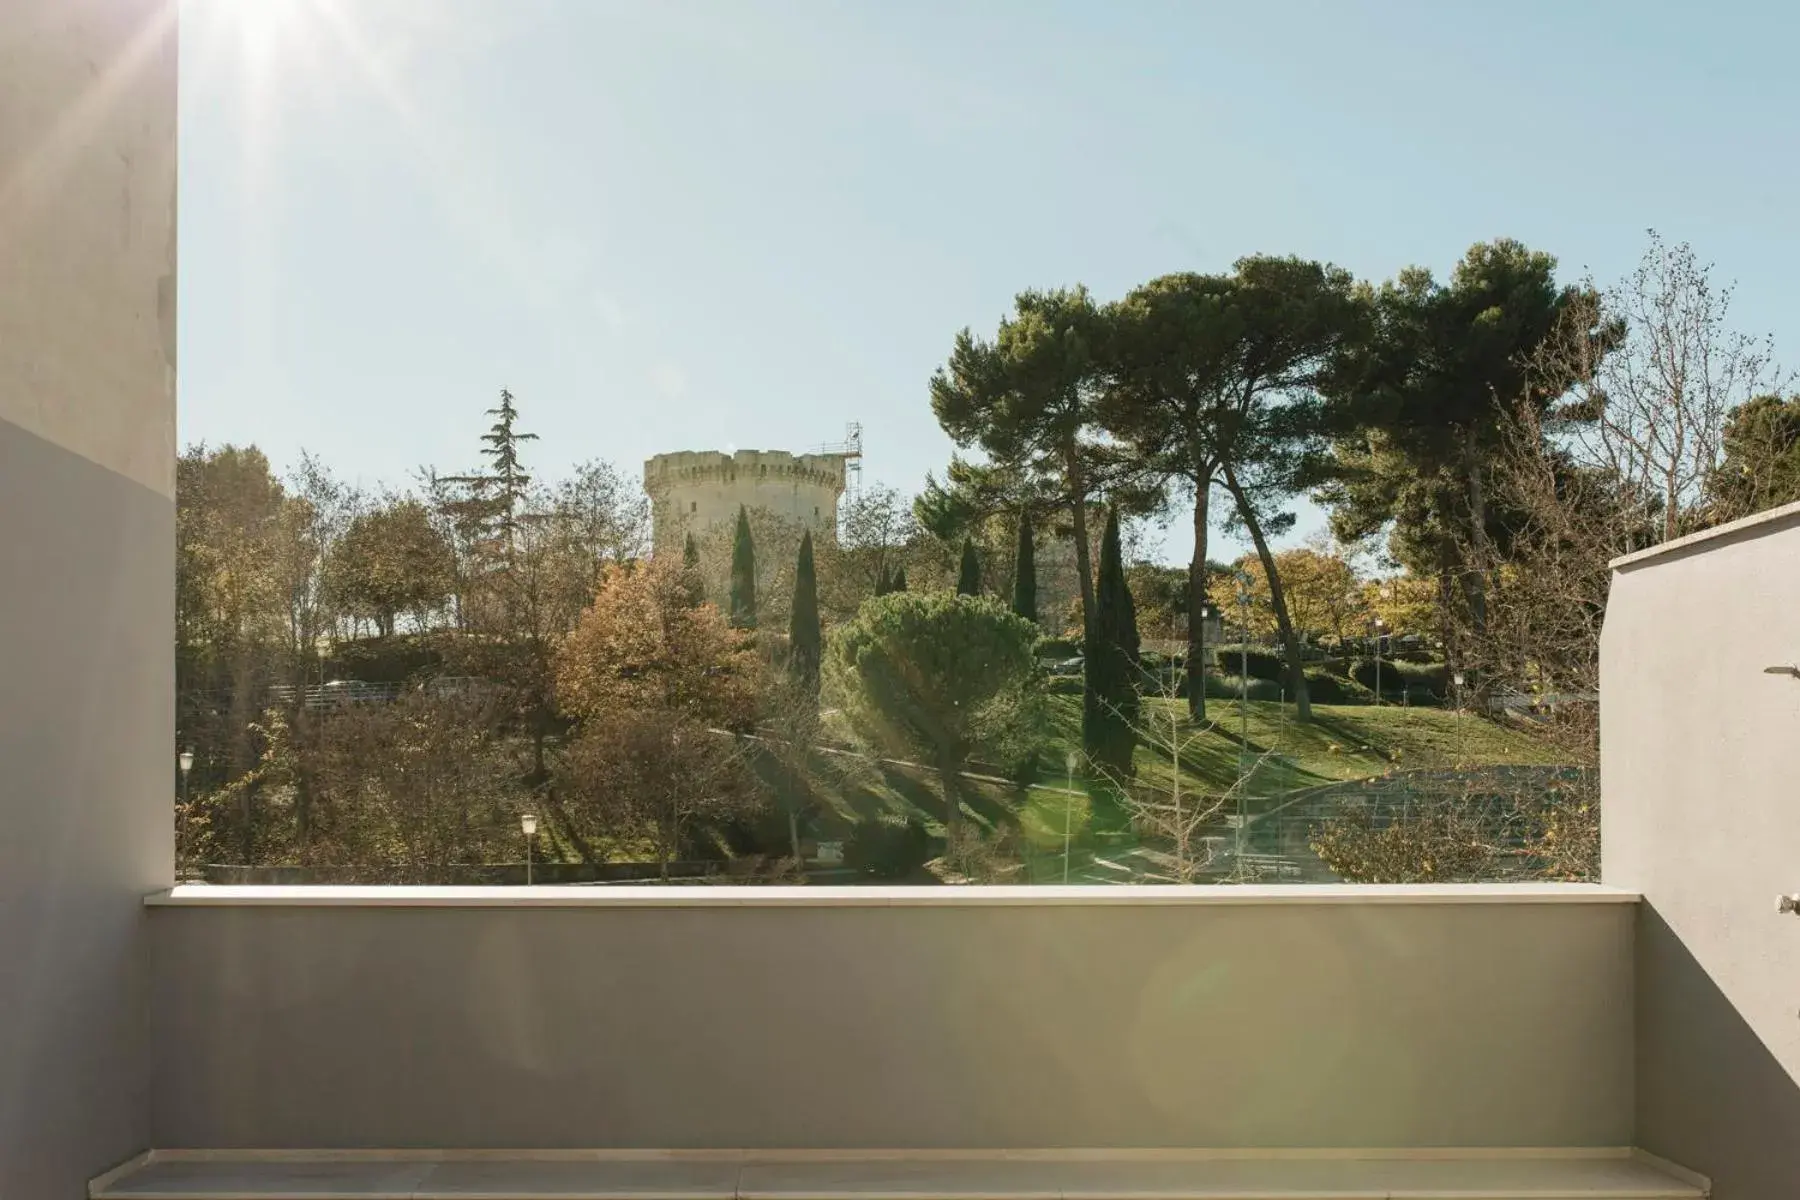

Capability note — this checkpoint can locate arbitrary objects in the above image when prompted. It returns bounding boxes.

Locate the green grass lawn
[753,742,1023,838]
[767,696,1566,881]
[1064,695,1566,797]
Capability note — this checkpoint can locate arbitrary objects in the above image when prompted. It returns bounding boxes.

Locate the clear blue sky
[177,0,1799,563]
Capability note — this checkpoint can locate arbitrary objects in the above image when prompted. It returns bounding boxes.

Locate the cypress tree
[789,531,821,691]
[1120,549,1141,670]
[1011,510,1037,623]
[728,505,757,629]
[1083,509,1138,775]
[956,538,981,596]
[890,566,908,593]
[680,531,705,606]
[873,564,892,597]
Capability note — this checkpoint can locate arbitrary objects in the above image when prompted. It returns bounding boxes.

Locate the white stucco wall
[0,2,178,1196]
[1601,501,1800,1199]
[0,0,178,500]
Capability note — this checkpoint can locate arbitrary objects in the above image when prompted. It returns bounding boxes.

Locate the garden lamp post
[1199,605,1216,700]
[176,748,194,869]
[1453,671,1466,712]
[520,813,538,886]
[1063,750,1079,884]
[1373,618,1388,705]
[1235,573,1252,781]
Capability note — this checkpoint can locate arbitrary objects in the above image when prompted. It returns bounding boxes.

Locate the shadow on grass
[1305,712,1399,761]
[741,699,1558,861]
[750,743,1022,840]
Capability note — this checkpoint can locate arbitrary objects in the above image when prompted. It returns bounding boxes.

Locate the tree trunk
[1436,553,1459,684]
[937,753,963,846]
[1663,469,1680,544]
[786,761,804,869]
[228,642,257,780]
[1186,473,1212,720]
[543,790,596,864]
[1463,427,1491,637]
[239,775,257,866]
[1222,465,1311,722]
[1065,449,1096,640]
[530,721,548,789]
[1167,702,1189,881]
[292,703,313,844]
[660,813,675,881]
[227,638,259,861]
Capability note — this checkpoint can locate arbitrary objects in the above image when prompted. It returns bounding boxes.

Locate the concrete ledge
[91,1149,1706,1199]
[146,883,1642,909]
[1609,498,1800,571]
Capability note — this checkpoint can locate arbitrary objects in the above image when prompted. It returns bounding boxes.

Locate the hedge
[1201,673,1284,701]
[845,815,935,879]
[1212,644,1286,682]
[325,633,444,684]
[1349,657,1448,702]
[1301,669,1374,705]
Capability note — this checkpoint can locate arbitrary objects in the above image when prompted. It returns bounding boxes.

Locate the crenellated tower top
[644,448,849,555]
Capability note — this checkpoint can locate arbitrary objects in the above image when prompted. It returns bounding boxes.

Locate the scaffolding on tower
[813,421,863,496]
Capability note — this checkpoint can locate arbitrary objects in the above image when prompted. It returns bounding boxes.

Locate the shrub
[1213,644,1286,682]
[326,633,444,684]
[1046,675,1085,696]
[1202,673,1283,701]
[1000,749,1040,787]
[718,805,802,858]
[1136,655,1183,694]
[1351,658,1447,702]
[1396,661,1448,705]
[845,815,934,879]
[1036,635,1082,659]
[1302,669,1374,705]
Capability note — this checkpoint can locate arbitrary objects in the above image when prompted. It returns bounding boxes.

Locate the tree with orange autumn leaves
[554,559,765,873]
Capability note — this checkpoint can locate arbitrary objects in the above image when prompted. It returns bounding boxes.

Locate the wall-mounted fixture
[1780,895,1800,915]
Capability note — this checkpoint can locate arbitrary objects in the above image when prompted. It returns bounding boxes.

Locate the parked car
[319,679,357,707]
[422,675,492,701]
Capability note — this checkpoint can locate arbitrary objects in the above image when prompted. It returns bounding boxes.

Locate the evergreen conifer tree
[728,506,757,629]
[956,538,981,596]
[1011,510,1037,622]
[1084,509,1139,774]
[789,531,821,691]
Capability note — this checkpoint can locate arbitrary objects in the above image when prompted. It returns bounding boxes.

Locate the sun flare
[210,0,318,77]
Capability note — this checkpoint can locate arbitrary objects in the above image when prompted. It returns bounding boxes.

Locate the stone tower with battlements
[645,449,848,555]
